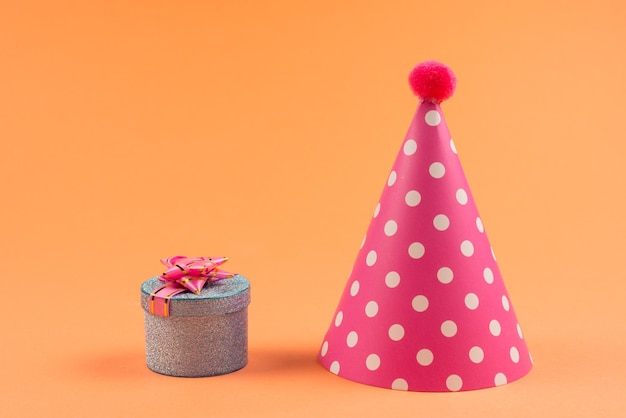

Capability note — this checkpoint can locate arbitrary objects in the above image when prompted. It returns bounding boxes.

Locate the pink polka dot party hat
[318,61,532,392]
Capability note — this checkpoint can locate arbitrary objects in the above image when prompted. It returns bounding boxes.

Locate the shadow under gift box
[140,275,251,377]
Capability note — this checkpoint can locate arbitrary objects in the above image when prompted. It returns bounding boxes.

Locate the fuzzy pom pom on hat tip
[318,61,532,392]
[408,60,457,103]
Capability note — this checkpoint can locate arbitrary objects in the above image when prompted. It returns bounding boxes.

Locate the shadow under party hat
[318,61,532,392]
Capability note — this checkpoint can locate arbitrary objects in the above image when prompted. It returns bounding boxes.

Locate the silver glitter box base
[140,275,250,377]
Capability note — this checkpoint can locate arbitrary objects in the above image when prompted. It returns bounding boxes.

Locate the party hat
[318,61,532,392]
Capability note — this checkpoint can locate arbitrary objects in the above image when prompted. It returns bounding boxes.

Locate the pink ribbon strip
[149,256,235,317]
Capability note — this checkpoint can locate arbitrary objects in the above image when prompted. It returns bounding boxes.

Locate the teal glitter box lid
[140,275,250,377]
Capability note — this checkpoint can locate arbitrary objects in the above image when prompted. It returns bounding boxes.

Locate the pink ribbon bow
[149,256,235,317]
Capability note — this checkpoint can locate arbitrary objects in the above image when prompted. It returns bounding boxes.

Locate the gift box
[140,256,251,377]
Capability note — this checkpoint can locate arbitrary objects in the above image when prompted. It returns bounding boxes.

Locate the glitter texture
[141,275,250,377]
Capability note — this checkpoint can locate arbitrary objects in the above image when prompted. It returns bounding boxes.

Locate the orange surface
[1,1,625,416]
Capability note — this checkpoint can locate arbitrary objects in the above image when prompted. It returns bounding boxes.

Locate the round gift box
[140,275,250,377]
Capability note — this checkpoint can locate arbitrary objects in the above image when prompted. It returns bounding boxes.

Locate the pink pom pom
[408,61,456,103]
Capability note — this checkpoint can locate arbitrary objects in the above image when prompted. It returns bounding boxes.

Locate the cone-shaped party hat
[318,61,532,392]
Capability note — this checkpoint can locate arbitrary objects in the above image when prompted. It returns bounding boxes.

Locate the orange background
[1,0,625,416]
